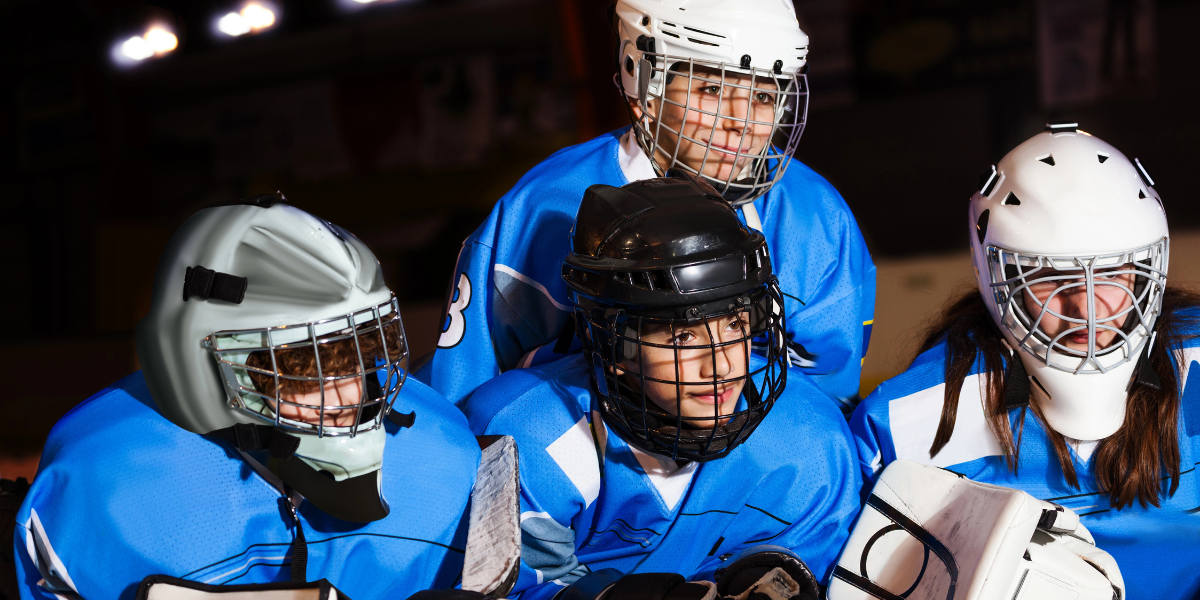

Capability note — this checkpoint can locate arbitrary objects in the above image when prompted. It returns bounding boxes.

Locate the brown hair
[920,287,1200,509]
[246,318,405,398]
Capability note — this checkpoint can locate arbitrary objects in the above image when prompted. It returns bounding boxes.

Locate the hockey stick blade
[462,435,521,596]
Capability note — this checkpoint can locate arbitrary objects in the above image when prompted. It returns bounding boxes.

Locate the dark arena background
[2,0,1199,478]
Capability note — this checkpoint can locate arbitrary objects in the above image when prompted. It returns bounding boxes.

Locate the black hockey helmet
[562,172,787,462]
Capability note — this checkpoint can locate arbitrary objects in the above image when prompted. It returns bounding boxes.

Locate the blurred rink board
[859,229,1200,399]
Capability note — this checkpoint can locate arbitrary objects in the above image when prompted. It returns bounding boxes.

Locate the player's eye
[698,84,722,95]
[725,316,747,333]
[669,331,697,345]
[754,91,775,104]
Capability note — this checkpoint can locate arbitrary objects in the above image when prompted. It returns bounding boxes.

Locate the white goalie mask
[615,0,809,205]
[136,196,409,522]
[969,124,1168,441]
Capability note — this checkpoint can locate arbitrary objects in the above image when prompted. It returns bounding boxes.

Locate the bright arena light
[117,25,178,62]
[144,27,179,53]
[120,36,155,61]
[217,3,277,37]
[242,4,275,28]
[217,12,251,36]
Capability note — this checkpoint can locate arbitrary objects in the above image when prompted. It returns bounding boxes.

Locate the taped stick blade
[462,436,521,596]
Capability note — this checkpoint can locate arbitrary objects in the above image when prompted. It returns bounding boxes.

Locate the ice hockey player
[14,196,481,599]
[418,0,875,411]
[850,124,1200,598]
[463,174,862,600]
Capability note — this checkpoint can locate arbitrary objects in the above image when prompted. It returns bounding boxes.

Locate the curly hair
[245,317,405,398]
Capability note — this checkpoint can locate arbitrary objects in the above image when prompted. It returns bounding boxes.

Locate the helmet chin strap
[268,454,390,523]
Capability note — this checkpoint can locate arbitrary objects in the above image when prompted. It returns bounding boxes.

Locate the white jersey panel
[888,373,1003,468]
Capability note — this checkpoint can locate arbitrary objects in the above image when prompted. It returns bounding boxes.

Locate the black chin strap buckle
[1003,349,1031,410]
[1135,331,1162,391]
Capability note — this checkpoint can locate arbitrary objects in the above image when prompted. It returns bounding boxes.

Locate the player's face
[631,65,779,183]
[618,313,750,426]
[271,377,364,428]
[1021,265,1138,351]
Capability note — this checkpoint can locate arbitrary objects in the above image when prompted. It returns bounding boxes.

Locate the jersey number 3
[438,272,472,348]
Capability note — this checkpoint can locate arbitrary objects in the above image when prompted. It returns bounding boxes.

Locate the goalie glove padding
[135,575,349,600]
[828,460,1124,600]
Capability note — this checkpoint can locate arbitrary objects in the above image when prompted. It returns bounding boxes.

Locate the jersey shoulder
[1171,304,1200,345]
[495,130,626,211]
[470,130,626,254]
[39,371,201,470]
[769,159,855,222]
[463,354,593,439]
[394,375,477,446]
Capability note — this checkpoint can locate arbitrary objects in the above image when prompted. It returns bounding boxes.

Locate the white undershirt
[617,130,763,232]
[1065,436,1100,463]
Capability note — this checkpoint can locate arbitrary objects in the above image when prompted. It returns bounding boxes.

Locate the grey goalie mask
[614,0,809,205]
[562,174,788,462]
[136,195,409,522]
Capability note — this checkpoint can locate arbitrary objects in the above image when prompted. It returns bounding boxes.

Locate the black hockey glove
[714,546,819,600]
[555,569,717,600]
[406,591,497,600]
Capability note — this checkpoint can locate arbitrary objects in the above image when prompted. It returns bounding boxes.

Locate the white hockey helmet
[969,124,1168,441]
[136,195,409,522]
[615,0,809,205]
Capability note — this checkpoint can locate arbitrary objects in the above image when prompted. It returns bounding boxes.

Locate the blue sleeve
[415,235,504,408]
[849,398,888,486]
[465,366,596,599]
[14,522,56,600]
[755,163,876,409]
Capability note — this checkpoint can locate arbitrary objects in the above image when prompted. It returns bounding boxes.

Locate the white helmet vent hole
[683,25,725,39]
[976,209,990,243]
[1139,189,1147,199]
[1003,192,1021,206]
[1098,153,1110,163]
[1037,154,1055,166]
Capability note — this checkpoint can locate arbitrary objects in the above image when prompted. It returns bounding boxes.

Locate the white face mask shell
[292,426,386,482]
[968,128,1169,442]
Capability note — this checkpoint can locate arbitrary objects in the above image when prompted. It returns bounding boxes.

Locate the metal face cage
[206,295,409,437]
[986,239,1168,374]
[579,281,787,462]
[629,55,807,205]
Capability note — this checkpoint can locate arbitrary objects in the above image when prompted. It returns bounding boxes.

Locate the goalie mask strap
[183,265,248,304]
[208,423,301,460]
[1004,351,1031,411]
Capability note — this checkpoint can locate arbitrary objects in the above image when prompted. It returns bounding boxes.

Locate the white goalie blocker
[829,460,1124,600]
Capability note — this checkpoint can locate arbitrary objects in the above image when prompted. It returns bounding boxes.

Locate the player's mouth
[690,384,738,406]
[708,142,749,157]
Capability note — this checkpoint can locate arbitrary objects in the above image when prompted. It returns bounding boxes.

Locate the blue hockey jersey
[849,325,1200,599]
[14,372,480,600]
[463,353,863,600]
[417,128,875,409]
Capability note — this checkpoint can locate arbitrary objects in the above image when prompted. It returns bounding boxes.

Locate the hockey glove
[714,546,819,600]
[555,569,718,600]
